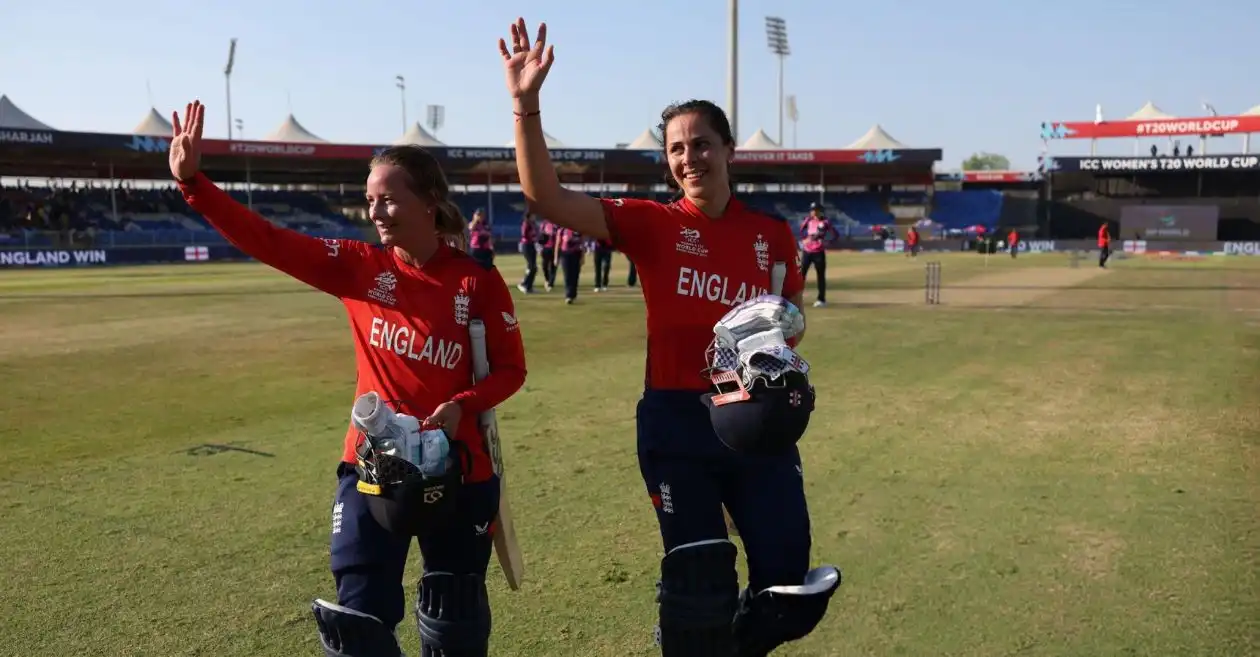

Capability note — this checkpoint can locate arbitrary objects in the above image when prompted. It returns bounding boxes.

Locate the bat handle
[770,261,786,296]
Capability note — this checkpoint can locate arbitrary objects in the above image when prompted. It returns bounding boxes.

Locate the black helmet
[701,347,815,454]
[354,432,469,538]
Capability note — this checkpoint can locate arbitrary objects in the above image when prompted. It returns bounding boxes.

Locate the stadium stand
[2,182,1008,248]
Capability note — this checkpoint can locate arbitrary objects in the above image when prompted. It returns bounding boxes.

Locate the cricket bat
[468,319,525,591]
[722,261,790,539]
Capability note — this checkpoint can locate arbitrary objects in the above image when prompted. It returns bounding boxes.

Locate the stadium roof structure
[0,105,947,186]
[1125,101,1176,120]
[264,114,326,143]
[845,124,910,150]
[1242,104,1260,116]
[741,129,780,150]
[625,128,661,149]
[133,108,173,137]
[395,122,445,147]
[0,95,53,130]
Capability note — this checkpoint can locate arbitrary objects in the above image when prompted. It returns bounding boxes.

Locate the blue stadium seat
[930,190,1004,229]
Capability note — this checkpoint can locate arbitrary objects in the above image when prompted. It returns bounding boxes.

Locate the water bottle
[352,392,401,455]
[419,429,451,478]
[390,414,423,467]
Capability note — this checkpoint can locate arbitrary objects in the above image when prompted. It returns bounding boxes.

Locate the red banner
[200,138,374,159]
[193,139,943,166]
[731,149,939,164]
[961,170,1035,183]
[1043,115,1260,140]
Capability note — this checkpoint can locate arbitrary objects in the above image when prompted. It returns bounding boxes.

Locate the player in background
[555,225,585,304]
[1098,220,1113,268]
[905,225,920,258]
[1007,228,1019,259]
[798,202,835,307]
[468,209,495,269]
[169,101,526,657]
[538,217,558,292]
[500,19,838,655]
[592,235,614,292]
[518,210,540,293]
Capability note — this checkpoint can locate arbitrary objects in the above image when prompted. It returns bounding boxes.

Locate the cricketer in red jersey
[503,21,840,652]
[170,101,525,655]
[1098,221,1113,268]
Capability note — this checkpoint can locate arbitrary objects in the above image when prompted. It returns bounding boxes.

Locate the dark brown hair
[369,145,465,236]
[657,100,738,197]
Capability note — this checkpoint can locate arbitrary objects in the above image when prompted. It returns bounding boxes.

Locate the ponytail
[434,199,466,237]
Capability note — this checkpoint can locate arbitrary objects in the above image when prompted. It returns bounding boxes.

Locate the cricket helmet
[701,333,816,454]
[354,430,469,538]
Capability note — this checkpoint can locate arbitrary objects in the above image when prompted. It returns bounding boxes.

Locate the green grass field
[2,251,1258,656]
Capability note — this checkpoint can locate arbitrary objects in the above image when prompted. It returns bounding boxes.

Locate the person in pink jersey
[798,202,837,308]
[554,225,585,304]
[517,210,540,292]
[537,217,558,291]
[467,209,495,269]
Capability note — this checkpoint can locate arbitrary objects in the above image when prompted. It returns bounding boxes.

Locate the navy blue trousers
[636,390,812,592]
[328,463,500,629]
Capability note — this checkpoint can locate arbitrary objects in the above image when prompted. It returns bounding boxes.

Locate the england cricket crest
[453,290,471,327]
[754,234,770,272]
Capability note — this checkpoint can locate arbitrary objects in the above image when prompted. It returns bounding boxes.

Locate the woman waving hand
[499,19,840,657]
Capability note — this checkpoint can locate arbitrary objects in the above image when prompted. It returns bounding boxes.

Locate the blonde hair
[369,145,466,237]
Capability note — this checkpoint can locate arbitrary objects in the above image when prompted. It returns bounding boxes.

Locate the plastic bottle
[352,393,401,455]
[418,429,451,477]
[391,414,423,467]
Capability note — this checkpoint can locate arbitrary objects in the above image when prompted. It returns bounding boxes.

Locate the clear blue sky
[2,0,1255,169]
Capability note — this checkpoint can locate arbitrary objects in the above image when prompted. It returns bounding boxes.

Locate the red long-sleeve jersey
[601,196,804,392]
[177,173,526,483]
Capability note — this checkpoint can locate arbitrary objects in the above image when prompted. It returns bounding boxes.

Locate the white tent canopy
[844,124,909,150]
[264,114,326,143]
[133,107,173,136]
[740,129,779,150]
[1126,101,1175,120]
[1240,103,1260,116]
[626,128,661,149]
[505,131,566,148]
[0,95,54,130]
[395,122,445,147]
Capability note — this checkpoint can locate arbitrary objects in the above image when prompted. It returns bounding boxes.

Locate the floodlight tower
[395,76,407,134]
[224,38,237,140]
[728,0,739,144]
[786,95,798,148]
[765,16,790,147]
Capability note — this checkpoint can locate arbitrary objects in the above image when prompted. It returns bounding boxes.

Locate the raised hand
[498,17,554,100]
[169,101,205,182]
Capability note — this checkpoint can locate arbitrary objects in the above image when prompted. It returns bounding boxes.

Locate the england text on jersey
[602,196,804,391]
